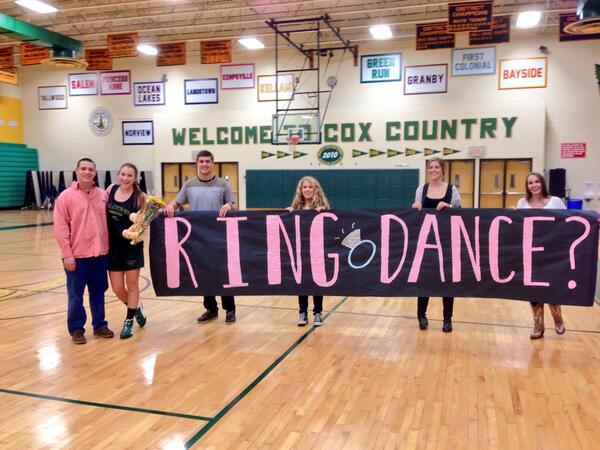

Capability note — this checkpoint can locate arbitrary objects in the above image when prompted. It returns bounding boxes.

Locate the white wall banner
[360,53,402,83]
[38,85,68,109]
[404,64,448,95]
[122,120,154,145]
[184,78,218,104]
[133,81,165,106]
[257,74,294,101]
[100,70,131,95]
[221,63,255,89]
[451,46,496,76]
[68,72,98,96]
[498,57,547,90]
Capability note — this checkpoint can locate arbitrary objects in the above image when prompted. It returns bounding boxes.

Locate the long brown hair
[118,163,144,208]
[525,172,549,200]
[289,176,330,210]
[426,156,446,176]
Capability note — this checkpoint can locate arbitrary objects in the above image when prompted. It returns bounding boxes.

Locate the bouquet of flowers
[122,195,166,245]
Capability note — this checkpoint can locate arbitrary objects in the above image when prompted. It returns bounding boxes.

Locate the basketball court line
[0,388,212,422]
[0,222,53,231]
[1,287,599,333]
[183,295,350,448]
[0,297,349,443]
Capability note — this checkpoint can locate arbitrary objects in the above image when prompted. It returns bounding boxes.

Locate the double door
[162,162,239,207]
[479,159,531,208]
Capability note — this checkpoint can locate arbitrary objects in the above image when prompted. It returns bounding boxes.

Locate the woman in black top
[107,163,147,339]
[411,157,461,332]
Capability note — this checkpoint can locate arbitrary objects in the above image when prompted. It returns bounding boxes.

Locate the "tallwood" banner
[150,209,599,305]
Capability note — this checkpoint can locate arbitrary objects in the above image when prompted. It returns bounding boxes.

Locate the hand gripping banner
[150,209,599,305]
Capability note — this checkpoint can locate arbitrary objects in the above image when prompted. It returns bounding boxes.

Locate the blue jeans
[65,255,109,334]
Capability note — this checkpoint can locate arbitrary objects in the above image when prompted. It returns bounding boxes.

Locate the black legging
[417,297,454,319]
[299,296,323,314]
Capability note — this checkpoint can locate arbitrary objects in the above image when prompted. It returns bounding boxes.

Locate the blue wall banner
[452,47,496,76]
[150,209,599,305]
[184,78,218,104]
[122,120,154,145]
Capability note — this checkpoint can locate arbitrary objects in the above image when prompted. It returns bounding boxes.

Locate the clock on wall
[88,107,113,136]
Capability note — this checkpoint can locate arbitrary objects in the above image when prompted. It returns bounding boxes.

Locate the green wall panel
[246,169,419,209]
[0,143,39,208]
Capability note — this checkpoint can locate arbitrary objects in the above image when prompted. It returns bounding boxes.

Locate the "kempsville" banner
[150,209,599,305]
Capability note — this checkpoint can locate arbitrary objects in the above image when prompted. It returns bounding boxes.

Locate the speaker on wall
[549,168,566,198]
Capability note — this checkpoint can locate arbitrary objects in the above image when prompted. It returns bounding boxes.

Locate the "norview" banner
[150,209,599,305]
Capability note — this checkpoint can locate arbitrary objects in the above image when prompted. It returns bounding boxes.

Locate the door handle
[481,191,503,195]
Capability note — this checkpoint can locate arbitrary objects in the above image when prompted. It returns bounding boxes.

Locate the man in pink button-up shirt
[53,158,114,344]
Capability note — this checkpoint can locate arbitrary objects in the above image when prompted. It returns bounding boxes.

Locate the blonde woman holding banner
[287,176,330,327]
[412,157,461,332]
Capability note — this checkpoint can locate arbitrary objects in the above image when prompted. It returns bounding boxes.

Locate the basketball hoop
[288,134,300,153]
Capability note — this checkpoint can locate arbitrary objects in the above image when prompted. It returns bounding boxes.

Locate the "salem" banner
[150,209,599,305]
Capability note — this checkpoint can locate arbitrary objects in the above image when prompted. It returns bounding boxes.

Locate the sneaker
[93,326,114,338]
[135,303,147,327]
[313,313,323,327]
[120,319,134,339]
[297,312,308,326]
[71,329,86,345]
[225,310,236,324]
[442,318,453,333]
[197,310,218,322]
[418,316,428,330]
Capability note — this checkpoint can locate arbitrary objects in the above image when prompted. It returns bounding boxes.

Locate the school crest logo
[317,145,343,165]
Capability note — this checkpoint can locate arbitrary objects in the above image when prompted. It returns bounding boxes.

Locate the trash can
[567,199,583,209]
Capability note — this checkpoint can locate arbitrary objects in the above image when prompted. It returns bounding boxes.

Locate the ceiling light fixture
[369,24,392,40]
[137,44,158,56]
[239,38,264,49]
[516,11,542,29]
[15,0,57,14]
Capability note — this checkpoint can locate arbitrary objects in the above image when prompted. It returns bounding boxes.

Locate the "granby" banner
[150,209,599,305]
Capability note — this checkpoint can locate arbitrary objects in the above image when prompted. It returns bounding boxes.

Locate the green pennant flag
[293,151,308,159]
[261,151,275,159]
[405,148,422,156]
[424,148,440,156]
[369,148,385,157]
[277,150,290,159]
[352,149,367,158]
[443,147,461,155]
[387,148,403,158]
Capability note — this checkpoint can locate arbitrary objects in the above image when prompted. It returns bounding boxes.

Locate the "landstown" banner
[150,209,599,305]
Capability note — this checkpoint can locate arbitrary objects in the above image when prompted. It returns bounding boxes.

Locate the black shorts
[108,240,144,271]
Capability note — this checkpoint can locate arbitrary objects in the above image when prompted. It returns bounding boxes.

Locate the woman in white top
[516,172,566,339]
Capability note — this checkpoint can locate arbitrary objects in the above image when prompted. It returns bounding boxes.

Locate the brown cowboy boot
[530,303,545,339]
[548,304,565,335]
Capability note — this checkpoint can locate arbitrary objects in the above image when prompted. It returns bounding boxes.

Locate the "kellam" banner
[150,209,599,305]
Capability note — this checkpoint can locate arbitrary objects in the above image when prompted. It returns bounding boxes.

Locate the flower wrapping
[122,195,166,245]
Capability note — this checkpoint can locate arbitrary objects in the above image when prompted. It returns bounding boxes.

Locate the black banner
[416,22,455,50]
[469,15,510,45]
[559,14,600,42]
[448,1,493,33]
[150,209,599,305]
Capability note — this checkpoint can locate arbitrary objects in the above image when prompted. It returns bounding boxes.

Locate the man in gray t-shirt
[164,150,237,324]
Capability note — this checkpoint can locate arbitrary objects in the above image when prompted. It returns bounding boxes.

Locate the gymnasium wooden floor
[1,210,600,449]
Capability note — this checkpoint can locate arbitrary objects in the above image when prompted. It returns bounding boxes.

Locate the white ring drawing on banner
[347,239,376,269]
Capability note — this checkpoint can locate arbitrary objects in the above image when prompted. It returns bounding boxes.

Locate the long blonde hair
[289,176,330,210]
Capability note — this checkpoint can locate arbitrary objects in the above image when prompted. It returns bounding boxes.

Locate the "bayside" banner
[150,209,599,305]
